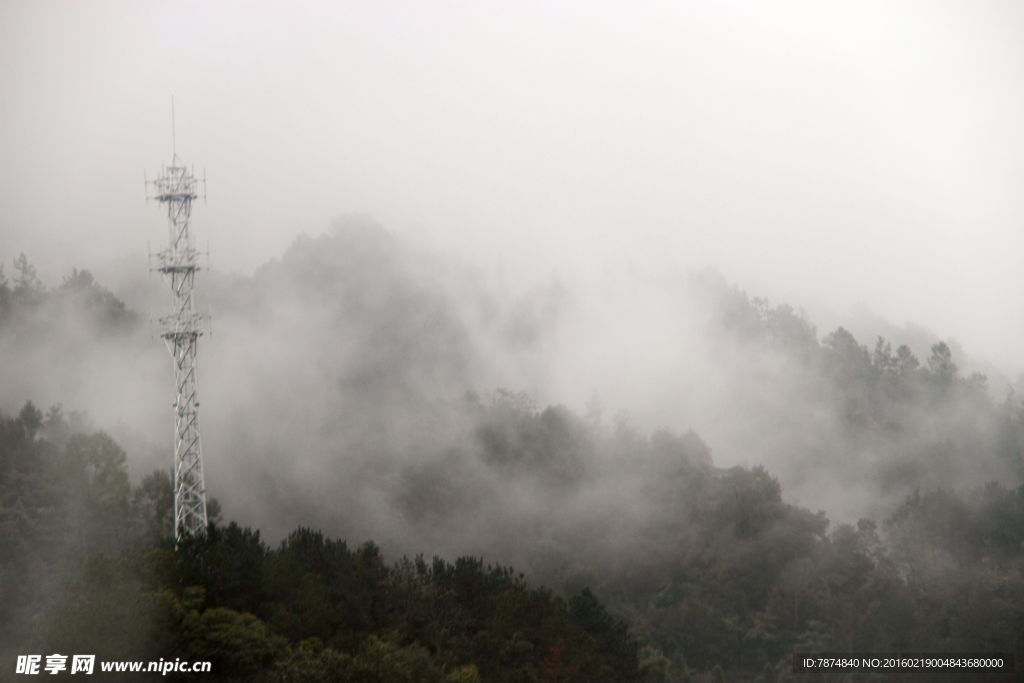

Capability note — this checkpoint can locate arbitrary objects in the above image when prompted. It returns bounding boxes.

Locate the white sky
[2,0,1023,372]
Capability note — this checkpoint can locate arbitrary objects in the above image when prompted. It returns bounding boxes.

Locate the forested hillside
[2,398,1021,681]
[4,224,1022,536]
[2,233,1023,680]
[0,405,638,682]
[701,274,1024,519]
[196,221,1024,538]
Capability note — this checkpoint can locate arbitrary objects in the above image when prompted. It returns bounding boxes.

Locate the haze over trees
[1,226,1023,681]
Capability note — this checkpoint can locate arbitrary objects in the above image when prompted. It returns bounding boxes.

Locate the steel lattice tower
[147,111,209,542]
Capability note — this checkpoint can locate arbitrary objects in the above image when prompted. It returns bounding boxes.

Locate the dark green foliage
[175,523,269,616]
[3,252,1024,679]
[461,392,1024,677]
[5,403,1023,681]
[0,405,640,682]
[167,536,638,682]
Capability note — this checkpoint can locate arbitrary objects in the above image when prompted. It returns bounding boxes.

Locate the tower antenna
[145,105,210,543]
[171,95,176,158]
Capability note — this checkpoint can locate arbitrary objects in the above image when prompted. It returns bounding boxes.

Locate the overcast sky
[2,0,1023,372]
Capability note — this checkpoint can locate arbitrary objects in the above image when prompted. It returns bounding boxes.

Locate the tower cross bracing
[147,143,209,542]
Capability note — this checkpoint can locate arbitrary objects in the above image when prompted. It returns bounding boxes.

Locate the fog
[1,213,1016,573]
[4,7,1024,676]
[2,1,1024,373]
[3,0,1024,538]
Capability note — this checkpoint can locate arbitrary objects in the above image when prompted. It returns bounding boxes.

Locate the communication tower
[146,101,209,542]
